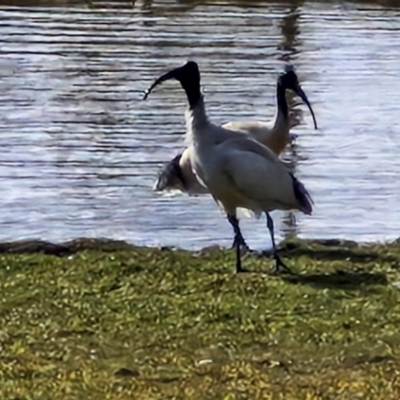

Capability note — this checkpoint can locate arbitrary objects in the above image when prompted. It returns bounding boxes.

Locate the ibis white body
[164,109,290,196]
[155,100,292,196]
[185,98,312,217]
[222,104,291,155]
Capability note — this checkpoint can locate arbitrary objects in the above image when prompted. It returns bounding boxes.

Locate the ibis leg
[265,213,293,274]
[227,214,245,273]
[230,227,249,251]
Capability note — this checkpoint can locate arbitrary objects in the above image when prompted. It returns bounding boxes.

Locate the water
[0,0,399,250]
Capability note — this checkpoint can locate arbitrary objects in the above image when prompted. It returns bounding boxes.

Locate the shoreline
[0,235,397,255]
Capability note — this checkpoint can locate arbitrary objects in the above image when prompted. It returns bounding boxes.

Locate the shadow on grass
[276,239,398,264]
[282,269,388,289]
[282,247,386,263]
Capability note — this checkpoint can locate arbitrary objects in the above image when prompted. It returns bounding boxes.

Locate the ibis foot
[236,266,251,274]
[235,254,251,274]
[271,254,294,275]
[235,259,246,274]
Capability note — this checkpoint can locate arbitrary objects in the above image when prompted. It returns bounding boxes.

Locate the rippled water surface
[1,0,399,249]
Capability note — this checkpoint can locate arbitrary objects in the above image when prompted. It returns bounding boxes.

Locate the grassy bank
[1,237,400,399]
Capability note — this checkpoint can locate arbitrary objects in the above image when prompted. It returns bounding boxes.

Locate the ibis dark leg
[230,226,249,251]
[266,212,293,274]
[227,214,245,273]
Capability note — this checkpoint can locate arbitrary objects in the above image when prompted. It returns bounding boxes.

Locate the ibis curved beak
[143,66,183,100]
[143,61,201,109]
[295,86,318,130]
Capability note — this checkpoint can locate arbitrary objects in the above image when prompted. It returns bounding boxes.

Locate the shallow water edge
[0,236,398,256]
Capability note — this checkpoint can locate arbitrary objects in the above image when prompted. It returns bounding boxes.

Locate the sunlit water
[0,0,399,250]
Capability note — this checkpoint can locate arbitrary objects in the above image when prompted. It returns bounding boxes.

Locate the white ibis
[144,61,313,274]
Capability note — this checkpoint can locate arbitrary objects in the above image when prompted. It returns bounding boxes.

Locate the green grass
[1,237,400,399]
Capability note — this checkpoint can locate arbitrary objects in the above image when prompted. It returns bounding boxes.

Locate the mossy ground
[1,237,400,399]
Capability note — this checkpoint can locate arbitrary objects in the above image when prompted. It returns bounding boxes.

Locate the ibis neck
[185,95,210,144]
[182,82,202,110]
[276,82,289,121]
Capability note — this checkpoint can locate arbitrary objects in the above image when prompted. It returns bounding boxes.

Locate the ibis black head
[279,65,318,130]
[143,61,201,109]
[154,153,186,192]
